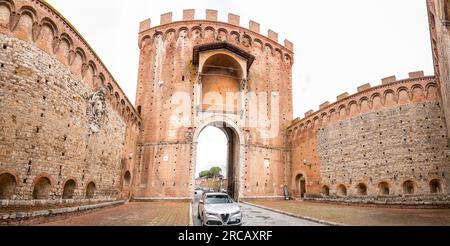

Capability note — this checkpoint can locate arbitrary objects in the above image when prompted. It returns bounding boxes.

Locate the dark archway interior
[86,182,96,199]
[338,185,347,197]
[403,181,415,195]
[295,174,306,198]
[0,173,17,200]
[379,182,390,195]
[357,183,367,196]
[62,180,76,199]
[322,186,330,196]
[124,171,131,185]
[33,177,51,200]
[430,179,442,194]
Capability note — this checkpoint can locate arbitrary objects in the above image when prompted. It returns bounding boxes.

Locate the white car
[198,193,242,226]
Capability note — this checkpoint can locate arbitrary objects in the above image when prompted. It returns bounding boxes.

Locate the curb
[189,202,193,226]
[0,200,125,222]
[241,201,347,226]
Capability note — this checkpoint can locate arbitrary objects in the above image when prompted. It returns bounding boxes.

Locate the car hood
[204,203,240,214]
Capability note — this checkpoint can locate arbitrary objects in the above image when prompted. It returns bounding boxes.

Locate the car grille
[221,213,230,222]
[207,221,223,226]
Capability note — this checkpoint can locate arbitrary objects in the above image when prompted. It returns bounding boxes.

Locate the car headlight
[206,212,218,216]
[231,211,241,216]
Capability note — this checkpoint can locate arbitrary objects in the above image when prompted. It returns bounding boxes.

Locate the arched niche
[194,44,254,115]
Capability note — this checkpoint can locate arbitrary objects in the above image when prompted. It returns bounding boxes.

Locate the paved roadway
[192,191,324,226]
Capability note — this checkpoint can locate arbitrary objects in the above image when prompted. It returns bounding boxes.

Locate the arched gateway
[192,119,244,200]
[134,12,294,201]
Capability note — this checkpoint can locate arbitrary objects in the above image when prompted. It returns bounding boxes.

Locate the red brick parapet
[137,9,294,66]
[287,72,439,137]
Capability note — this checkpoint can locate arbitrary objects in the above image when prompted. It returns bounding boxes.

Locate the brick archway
[294,173,306,199]
[191,117,245,201]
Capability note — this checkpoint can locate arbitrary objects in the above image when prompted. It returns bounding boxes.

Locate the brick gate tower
[134,10,294,200]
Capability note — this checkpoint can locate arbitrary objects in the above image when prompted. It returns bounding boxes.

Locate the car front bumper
[204,214,242,226]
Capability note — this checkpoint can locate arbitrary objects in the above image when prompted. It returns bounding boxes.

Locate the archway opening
[62,179,76,199]
[322,185,330,196]
[430,179,442,194]
[378,182,390,195]
[86,182,96,199]
[201,53,243,113]
[337,185,347,197]
[124,171,131,185]
[403,180,415,195]
[33,177,51,200]
[195,123,240,200]
[295,174,306,198]
[0,173,17,200]
[356,183,367,196]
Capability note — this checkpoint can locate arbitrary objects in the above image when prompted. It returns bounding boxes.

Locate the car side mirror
[199,200,204,205]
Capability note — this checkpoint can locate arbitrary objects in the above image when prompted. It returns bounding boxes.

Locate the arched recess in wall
[85,182,96,199]
[124,171,131,186]
[57,33,73,65]
[32,176,52,199]
[37,17,58,54]
[177,27,189,41]
[191,26,202,42]
[295,174,306,198]
[337,184,347,197]
[0,0,14,28]
[356,183,367,196]
[378,182,390,195]
[230,31,240,44]
[426,83,439,99]
[62,179,76,199]
[71,48,86,75]
[13,6,36,42]
[217,28,228,42]
[430,179,442,194]
[402,180,415,195]
[204,26,215,41]
[253,38,263,53]
[241,34,251,48]
[321,185,330,196]
[0,173,17,200]
[201,53,244,113]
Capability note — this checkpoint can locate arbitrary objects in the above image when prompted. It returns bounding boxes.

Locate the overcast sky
[47,0,434,174]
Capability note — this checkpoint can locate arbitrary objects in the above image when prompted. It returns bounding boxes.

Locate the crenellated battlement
[138,9,294,58]
[288,71,438,133]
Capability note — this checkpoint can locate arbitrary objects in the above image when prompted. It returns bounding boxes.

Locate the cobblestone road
[250,200,450,226]
[192,191,323,226]
[41,202,190,226]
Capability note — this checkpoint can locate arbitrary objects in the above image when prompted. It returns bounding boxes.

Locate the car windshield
[205,195,233,204]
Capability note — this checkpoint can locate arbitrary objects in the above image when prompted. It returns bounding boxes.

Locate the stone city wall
[0,0,140,202]
[287,73,450,203]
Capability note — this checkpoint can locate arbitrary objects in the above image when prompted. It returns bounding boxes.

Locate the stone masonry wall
[428,1,450,144]
[0,0,140,201]
[287,74,450,202]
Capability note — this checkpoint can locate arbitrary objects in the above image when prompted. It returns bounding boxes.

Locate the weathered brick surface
[428,0,450,138]
[136,10,293,199]
[0,0,449,215]
[287,76,450,202]
[0,0,140,202]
